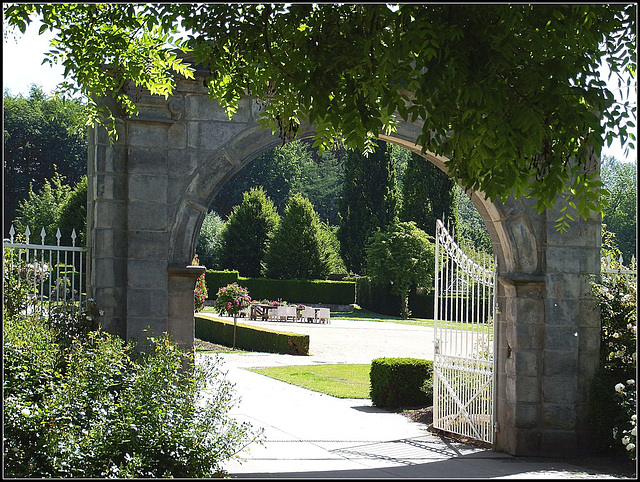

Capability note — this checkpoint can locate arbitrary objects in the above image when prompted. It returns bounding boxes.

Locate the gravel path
[201,314,435,366]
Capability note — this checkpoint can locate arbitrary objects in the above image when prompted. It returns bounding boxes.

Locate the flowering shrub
[589,242,637,459]
[213,283,251,317]
[194,272,208,313]
[613,380,636,459]
[3,254,260,477]
[192,254,208,313]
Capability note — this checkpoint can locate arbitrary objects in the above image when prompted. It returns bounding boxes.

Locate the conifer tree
[218,187,279,277]
[264,193,336,279]
[400,152,456,238]
[337,141,400,274]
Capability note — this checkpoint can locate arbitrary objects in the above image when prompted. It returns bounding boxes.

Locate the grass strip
[248,364,371,399]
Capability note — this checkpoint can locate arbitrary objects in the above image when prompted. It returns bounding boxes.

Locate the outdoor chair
[274,305,297,322]
[300,306,316,323]
[317,307,330,324]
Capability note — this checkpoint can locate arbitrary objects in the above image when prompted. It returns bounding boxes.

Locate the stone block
[546,218,601,247]
[168,122,187,149]
[229,126,280,162]
[545,299,581,326]
[578,326,600,352]
[578,298,601,327]
[545,245,600,275]
[127,147,168,174]
[96,173,127,200]
[578,351,600,378]
[127,121,169,148]
[127,202,167,231]
[505,349,540,377]
[126,289,168,318]
[506,297,544,324]
[95,144,127,173]
[544,326,579,351]
[176,80,208,95]
[194,121,251,150]
[512,429,543,456]
[542,376,579,404]
[93,229,127,257]
[506,375,541,404]
[128,175,168,203]
[545,246,582,274]
[126,316,168,342]
[542,403,576,430]
[513,402,540,428]
[185,95,231,122]
[127,230,169,260]
[546,273,593,300]
[127,259,168,289]
[93,257,127,288]
[506,322,543,350]
[94,201,126,229]
[544,350,579,376]
[168,149,199,178]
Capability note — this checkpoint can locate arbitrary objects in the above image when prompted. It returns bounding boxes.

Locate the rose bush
[213,283,251,317]
[589,235,636,460]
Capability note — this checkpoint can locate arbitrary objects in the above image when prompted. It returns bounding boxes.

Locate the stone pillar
[168,265,206,349]
[493,202,601,457]
[87,119,129,339]
[124,116,172,343]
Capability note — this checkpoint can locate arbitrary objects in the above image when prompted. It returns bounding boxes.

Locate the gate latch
[434,339,440,354]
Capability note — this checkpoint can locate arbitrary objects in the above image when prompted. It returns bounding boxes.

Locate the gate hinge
[494,422,500,433]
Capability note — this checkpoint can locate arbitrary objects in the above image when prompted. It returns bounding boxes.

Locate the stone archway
[87,72,602,458]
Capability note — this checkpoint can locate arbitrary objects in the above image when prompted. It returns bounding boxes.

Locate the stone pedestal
[168,265,205,349]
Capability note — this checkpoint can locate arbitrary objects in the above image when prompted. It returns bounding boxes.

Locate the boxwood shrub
[370,357,433,409]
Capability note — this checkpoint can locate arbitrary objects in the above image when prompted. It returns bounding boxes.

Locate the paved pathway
[197,314,634,479]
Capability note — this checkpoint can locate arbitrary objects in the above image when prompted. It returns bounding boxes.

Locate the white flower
[631,427,636,436]
[626,379,635,385]
[613,332,620,338]
[626,443,635,452]
[613,427,619,438]
[622,436,630,445]
[20,408,31,417]
[615,383,625,393]
[632,414,637,422]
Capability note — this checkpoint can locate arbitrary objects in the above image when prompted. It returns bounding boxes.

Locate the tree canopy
[366,221,435,318]
[3,85,87,231]
[4,3,636,227]
[599,156,637,262]
[337,141,400,274]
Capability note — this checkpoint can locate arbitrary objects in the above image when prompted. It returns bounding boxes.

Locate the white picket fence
[3,224,87,316]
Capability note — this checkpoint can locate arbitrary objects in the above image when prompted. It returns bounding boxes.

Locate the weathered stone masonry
[87,72,602,457]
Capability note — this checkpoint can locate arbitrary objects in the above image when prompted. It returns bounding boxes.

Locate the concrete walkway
[197,316,634,479]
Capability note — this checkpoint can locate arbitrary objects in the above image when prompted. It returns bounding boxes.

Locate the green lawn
[248,364,371,399]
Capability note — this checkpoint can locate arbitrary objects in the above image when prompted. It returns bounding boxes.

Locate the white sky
[2,18,637,163]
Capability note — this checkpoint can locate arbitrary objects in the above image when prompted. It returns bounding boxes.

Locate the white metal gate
[432,219,496,444]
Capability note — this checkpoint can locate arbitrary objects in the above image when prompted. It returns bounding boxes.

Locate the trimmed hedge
[370,357,433,409]
[205,270,356,305]
[195,314,309,355]
[204,270,241,296]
